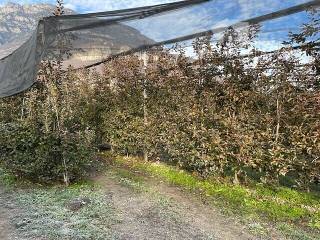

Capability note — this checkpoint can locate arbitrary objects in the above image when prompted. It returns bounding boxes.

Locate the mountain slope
[0,2,75,59]
[0,2,154,66]
[0,2,74,45]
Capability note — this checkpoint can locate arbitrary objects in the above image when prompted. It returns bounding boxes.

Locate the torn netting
[0,0,319,97]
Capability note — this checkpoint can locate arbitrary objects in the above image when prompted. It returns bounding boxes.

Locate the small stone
[66,197,91,211]
[6,203,15,209]
[15,218,31,228]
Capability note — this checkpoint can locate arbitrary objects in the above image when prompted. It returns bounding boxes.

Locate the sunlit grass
[0,167,16,187]
[110,155,320,232]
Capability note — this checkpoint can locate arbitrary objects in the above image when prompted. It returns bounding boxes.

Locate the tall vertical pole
[275,96,281,143]
[54,0,69,186]
[140,52,149,161]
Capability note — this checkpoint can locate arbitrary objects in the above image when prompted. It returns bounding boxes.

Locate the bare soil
[0,188,16,240]
[0,170,276,240]
[95,172,257,240]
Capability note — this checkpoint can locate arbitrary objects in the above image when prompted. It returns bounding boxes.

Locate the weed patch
[109,156,320,237]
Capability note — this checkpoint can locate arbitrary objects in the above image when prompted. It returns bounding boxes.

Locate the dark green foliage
[0,122,95,183]
[0,61,99,183]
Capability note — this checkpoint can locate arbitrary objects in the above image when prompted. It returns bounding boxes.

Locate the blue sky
[0,0,315,52]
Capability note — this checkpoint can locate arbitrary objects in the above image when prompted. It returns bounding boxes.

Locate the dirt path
[95,172,258,240]
[0,171,274,240]
[0,187,16,240]
[0,207,11,240]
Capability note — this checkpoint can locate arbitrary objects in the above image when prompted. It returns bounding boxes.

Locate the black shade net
[0,0,319,97]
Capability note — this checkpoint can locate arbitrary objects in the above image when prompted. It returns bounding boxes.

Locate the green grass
[109,155,320,236]
[6,181,119,240]
[0,167,16,187]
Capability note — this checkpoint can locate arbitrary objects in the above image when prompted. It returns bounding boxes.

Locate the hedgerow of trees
[0,7,319,188]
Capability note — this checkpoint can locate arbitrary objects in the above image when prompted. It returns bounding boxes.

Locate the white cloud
[64,3,76,10]
[253,40,283,52]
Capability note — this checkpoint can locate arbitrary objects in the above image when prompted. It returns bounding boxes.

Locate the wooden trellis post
[54,0,69,186]
[140,52,149,161]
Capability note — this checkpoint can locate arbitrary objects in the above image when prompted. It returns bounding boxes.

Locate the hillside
[0,2,74,45]
[0,2,154,66]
